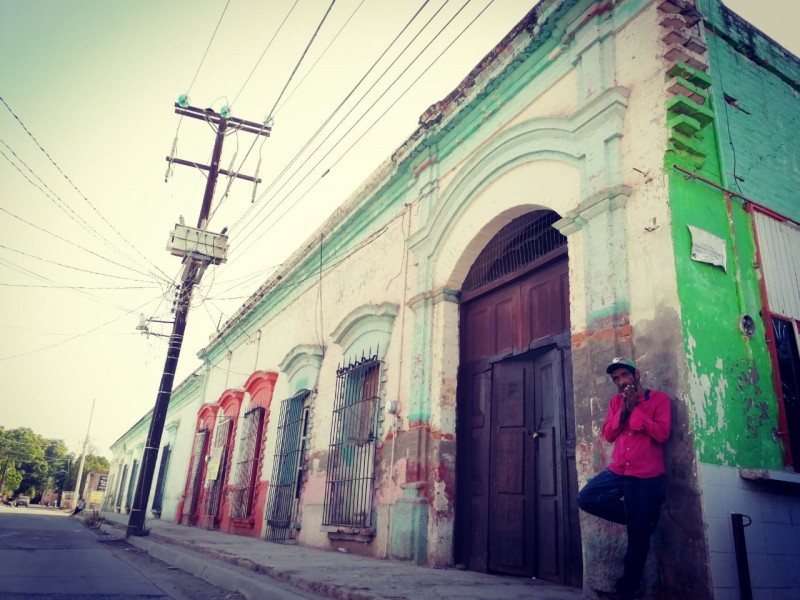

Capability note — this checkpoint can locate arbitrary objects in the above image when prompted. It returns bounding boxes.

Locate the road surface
[0,503,245,599]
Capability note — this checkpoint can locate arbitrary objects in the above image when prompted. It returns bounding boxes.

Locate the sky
[1,0,798,459]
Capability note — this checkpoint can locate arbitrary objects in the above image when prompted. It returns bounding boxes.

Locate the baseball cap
[606,357,637,374]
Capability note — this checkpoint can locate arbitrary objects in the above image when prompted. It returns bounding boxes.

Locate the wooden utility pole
[73,399,95,503]
[126,104,269,538]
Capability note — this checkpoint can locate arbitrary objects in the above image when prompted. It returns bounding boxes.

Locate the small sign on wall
[206,448,223,481]
[688,225,727,272]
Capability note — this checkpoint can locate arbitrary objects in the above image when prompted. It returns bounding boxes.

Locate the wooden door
[458,253,581,585]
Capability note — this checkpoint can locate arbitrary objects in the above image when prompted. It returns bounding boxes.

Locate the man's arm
[601,395,627,443]
[628,391,671,443]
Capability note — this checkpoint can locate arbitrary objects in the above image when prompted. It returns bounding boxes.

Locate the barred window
[151,444,171,517]
[204,419,232,526]
[230,407,266,519]
[323,355,381,528]
[462,210,566,292]
[125,459,139,513]
[265,389,311,543]
[115,464,128,511]
[182,429,208,521]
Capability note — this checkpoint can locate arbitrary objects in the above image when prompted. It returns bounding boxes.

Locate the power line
[0,254,152,313]
[0,295,162,361]
[0,205,166,282]
[266,0,338,124]
[274,0,367,116]
[228,0,439,247]
[0,283,158,290]
[0,142,145,271]
[0,242,161,284]
[230,0,301,109]
[186,0,232,97]
[232,0,482,261]
[211,0,338,233]
[0,96,173,283]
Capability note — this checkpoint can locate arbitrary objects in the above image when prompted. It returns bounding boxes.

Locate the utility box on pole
[167,224,229,264]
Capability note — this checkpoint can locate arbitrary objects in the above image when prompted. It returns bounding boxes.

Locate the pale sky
[1,0,797,458]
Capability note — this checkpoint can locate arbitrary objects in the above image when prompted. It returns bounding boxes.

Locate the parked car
[14,495,30,507]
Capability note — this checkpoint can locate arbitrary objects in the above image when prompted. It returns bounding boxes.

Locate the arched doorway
[456,209,582,586]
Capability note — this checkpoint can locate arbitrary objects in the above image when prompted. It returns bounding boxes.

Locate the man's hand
[622,384,639,414]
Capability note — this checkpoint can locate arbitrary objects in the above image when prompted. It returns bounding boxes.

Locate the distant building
[107,1,800,598]
[81,471,109,511]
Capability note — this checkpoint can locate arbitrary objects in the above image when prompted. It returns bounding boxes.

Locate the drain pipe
[731,513,753,600]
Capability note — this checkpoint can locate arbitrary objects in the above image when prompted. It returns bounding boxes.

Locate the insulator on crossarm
[251,158,262,203]
[165,136,178,182]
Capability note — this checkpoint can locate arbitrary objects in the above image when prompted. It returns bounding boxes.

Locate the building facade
[106,1,800,598]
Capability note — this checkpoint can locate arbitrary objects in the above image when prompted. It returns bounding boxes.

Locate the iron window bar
[151,444,171,517]
[231,407,266,519]
[322,354,381,529]
[265,389,311,544]
[204,419,232,529]
[462,210,566,292]
[182,429,208,523]
[125,459,139,513]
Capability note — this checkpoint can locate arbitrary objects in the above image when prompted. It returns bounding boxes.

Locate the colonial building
[107,1,800,598]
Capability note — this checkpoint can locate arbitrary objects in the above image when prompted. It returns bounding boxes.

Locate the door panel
[488,359,535,576]
[532,350,563,583]
[467,368,491,573]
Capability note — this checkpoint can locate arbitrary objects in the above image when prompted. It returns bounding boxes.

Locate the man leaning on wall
[577,357,672,600]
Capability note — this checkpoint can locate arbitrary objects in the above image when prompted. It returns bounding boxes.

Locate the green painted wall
[668,170,780,467]
[698,0,800,222]
[665,1,793,468]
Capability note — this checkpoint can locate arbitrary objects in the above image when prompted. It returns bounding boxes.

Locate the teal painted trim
[202,0,641,361]
[408,297,433,424]
[587,299,630,329]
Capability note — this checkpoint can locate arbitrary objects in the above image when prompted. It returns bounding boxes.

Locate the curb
[93,520,321,600]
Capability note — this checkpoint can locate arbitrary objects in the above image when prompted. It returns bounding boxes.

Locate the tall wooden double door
[457,252,582,586]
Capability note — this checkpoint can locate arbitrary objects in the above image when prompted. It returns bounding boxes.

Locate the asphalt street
[0,503,243,599]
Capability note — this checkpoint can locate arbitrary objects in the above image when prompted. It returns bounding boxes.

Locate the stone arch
[331,302,399,361]
[412,86,628,293]
[415,150,581,293]
[278,346,323,394]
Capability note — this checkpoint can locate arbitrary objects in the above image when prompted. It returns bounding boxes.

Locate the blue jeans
[577,469,665,595]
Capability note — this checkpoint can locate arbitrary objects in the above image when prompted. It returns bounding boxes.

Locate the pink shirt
[602,389,671,478]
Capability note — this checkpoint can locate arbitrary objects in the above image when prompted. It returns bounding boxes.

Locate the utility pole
[73,399,95,503]
[126,103,270,538]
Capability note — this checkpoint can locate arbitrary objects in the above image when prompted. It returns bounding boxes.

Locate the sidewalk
[88,510,586,600]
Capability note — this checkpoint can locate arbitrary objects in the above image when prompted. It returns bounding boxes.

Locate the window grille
[151,444,171,516]
[102,474,116,511]
[125,459,139,513]
[231,407,266,519]
[115,464,128,511]
[204,419,232,528]
[462,210,566,292]
[183,429,208,521]
[772,316,800,465]
[265,389,311,543]
[323,355,381,528]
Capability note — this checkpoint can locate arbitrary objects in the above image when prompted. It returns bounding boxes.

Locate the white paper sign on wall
[688,225,727,272]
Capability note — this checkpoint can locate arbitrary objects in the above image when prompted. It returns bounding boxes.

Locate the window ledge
[322,525,375,543]
[739,468,800,486]
[231,517,256,529]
